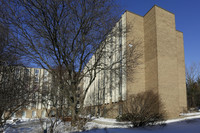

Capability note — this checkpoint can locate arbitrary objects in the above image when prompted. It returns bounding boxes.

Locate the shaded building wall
[83,13,127,108]
[176,31,187,112]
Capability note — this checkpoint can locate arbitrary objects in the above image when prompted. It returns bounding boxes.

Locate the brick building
[83,5,187,119]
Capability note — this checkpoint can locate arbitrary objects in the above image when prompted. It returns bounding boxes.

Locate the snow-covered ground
[83,119,200,133]
[4,118,72,133]
[4,112,200,133]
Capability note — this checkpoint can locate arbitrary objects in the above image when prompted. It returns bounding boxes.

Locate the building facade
[21,67,52,118]
[83,5,187,118]
[0,66,52,118]
[1,66,71,119]
[1,5,187,119]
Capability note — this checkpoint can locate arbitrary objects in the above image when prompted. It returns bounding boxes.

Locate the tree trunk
[49,125,54,133]
[71,103,77,126]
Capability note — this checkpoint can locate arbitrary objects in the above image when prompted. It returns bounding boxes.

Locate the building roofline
[144,5,175,17]
[124,10,143,18]
[125,5,175,18]
[176,30,183,33]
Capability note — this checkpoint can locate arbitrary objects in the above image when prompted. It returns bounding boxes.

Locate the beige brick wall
[126,6,187,118]
[176,31,187,112]
[126,11,146,95]
[154,6,179,118]
[144,7,159,93]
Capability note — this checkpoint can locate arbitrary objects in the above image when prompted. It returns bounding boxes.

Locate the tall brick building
[84,5,187,118]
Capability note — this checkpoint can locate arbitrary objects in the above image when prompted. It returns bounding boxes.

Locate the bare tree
[0,24,16,65]
[40,67,70,132]
[186,63,200,85]
[0,66,35,132]
[0,24,34,132]
[1,0,141,131]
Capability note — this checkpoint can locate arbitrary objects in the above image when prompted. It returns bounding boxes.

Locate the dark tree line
[186,63,200,109]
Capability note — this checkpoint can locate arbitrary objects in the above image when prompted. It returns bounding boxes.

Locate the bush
[116,90,166,127]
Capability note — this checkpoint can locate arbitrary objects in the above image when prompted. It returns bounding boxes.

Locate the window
[22,111,26,118]
[44,70,48,76]
[42,85,48,96]
[50,110,55,117]
[76,104,80,109]
[110,37,113,99]
[15,68,20,79]
[24,68,29,76]
[16,68,20,75]
[34,76,39,82]
[41,110,46,118]
[35,69,39,74]
[12,113,16,118]
[119,104,123,116]
[44,70,48,82]
[118,20,123,97]
[33,85,38,90]
[103,48,106,103]
[44,76,48,82]
[24,69,30,83]
[34,69,39,82]
[32,111,36,118]
[35,77,39,82]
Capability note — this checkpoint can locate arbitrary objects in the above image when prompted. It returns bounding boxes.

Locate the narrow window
[35,69,39,75]
[12,113,16,118]
[34,69,39,82]
[15,68,20,79]
[119,20,123,98]
[44,70,48,76]
[110,37,113,99]
[119,104,123,116]
[42,110,46,118]
[22,111,26,118]
[44,70,48,82]
[24,68,29,76]
[32,111,36,118]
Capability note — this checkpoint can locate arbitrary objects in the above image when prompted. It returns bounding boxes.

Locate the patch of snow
[166,115,200,124]
[95,117,117,122]
[89,113,200,129]
[163,112,200,124]
[4,113,200,133]
[82,118,200,133]
[180,112,200,116]
[91,117,131,127]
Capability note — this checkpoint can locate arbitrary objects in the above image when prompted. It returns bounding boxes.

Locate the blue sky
[117,0,200,67]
